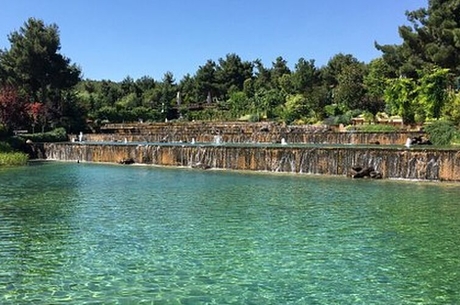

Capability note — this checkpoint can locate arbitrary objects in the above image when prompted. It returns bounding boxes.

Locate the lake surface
[0,162,459,304]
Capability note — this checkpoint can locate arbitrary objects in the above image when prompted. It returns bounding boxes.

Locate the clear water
[1,162,459,304]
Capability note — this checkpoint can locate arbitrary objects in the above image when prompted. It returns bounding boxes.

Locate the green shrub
[18,127,68,142]
[453,133,460,145]
[0,152,29,166]
[248,114,260,122]
[0,124,7,138]
[0,142,13,153]
[424,120,458,146]
[348,124,399,133]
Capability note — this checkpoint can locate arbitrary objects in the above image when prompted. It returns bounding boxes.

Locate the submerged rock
[351,166,382,179]
[191,162,211,170]
[119,158,135,165]
[410,136,432,146]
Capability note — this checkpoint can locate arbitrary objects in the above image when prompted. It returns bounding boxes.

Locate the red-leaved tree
[0,86,29,134]
[27,102,47,133]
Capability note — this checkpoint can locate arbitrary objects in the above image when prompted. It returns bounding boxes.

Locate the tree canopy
[0,18,82,133]
[376,0,460,77]
[2,2,460,135]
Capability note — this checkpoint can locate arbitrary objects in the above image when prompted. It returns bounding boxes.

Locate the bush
[424,120,458,146]
[0,141,13,152]
[324,110,362,126]
[18,127,68,142]
[0,152,29,166]
[0,124,7,138]
[348,124,399,133]
[1,140,29,166]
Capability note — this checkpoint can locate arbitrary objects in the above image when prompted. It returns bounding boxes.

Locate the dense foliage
[17,127,67,143]
[376,0,460,77]
[424,120,458,146]
[75,53,383,126]
[0,18,84,134]
[0,2,459,145]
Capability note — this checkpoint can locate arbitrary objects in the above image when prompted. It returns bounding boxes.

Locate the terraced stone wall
[43,143,460,182]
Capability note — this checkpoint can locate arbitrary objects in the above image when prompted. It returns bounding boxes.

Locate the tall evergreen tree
[216,53,253,98]
[292,58,319,94]
[270,56,291,89]
[376,1,460,77]
[253,59,272,91]
[0,18,81,100]
[0,18,81,130]
[195,60,220,103]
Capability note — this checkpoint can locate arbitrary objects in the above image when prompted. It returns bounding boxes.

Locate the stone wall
[78,122,424,145]
[43,143,460,182]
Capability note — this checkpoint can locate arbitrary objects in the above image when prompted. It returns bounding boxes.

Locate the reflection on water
[1,162,459,304]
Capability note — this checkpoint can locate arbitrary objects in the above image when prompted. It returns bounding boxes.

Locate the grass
[0,141,29,166]
[0,152,29,166]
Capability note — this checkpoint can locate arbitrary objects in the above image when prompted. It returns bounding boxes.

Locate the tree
[227,91,250,118]
[334,63,366,111]
[0,18,81,131]
[158,72,176,120]
[27,101,46,133]
[121,76,140,96]
[363,58,392,114]
[443,90,460,125]
[254,88,285,119]
[270,56,291,89]
[115,92,141,110]
[253,59,272,91]
[278,73,295,95]
[95,106,120,123]
[59,90,87,133]
[304,85,329,121]
[279,94,310,123]
[98,80,122,107]
[376,1,460,77]
[0,86,29,133]
[216,53,253,98]
[418,67,450,120]
[195,60,219,102]
[384,77,417,124]
[322,53,361,88]
[135,76,156,92]
[292,58,319,94]
[177,74,196,105]
[321,54,365,114]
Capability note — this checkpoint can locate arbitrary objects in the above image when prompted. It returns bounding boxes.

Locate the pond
[1,162,459,304]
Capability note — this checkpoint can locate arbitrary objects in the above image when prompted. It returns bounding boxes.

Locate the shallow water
[0,162,459,304]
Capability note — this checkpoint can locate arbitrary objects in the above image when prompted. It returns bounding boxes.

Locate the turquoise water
[1,162,459,304]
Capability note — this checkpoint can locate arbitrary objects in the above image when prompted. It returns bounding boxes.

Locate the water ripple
[1,163,460,304]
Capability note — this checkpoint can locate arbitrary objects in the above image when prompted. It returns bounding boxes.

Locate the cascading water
[213,135,223,145]
[42,139,460,182]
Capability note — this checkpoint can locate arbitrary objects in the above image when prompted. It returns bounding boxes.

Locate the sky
[0,0,428,82]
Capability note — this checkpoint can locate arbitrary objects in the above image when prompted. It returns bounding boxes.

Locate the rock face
[43,143,460,182]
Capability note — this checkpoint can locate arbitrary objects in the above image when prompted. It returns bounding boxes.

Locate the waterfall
[42,143,460,181]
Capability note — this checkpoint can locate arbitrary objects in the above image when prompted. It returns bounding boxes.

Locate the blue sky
[1,0,427,82]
